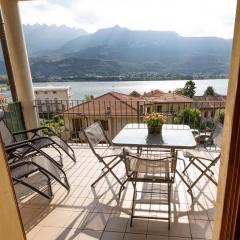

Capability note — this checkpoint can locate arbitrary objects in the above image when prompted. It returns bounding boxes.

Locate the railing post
[137,101,140,124]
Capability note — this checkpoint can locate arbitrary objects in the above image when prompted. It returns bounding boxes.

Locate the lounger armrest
[13,126,56,136]
[5,136,51,150]
[9,160,29,169]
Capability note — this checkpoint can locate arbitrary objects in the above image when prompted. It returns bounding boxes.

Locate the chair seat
[100,146,124,157]
[11,155,61,181]
[183,148,220,160]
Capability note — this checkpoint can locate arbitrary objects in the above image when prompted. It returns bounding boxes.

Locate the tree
[183,80,196,98]
[174,80,196,98]
[84,94,94,101]
[214,109,225,124]
[204,86,216,96]
[174,88,185,95]
[174,107,201,129]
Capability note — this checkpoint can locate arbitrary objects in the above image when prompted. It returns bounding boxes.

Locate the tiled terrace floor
[16,145,219,240]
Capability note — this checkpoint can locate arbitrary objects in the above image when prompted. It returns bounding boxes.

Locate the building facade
[34,86,73,113]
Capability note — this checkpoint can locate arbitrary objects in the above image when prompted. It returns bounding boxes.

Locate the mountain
[0,26,232,79]
[23,24,88,56]
[47,26,231,76]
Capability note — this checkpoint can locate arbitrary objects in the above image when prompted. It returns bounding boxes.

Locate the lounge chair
[6,141,70,199]
[0,109,76,165]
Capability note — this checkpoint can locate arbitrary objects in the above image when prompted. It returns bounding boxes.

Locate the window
[139,105,143,114]
[106,106,111,114]
[72,118,82,131]
[204,111,208,118]
[147,107,151,114]
[53,91,57,94]
[156,105,162,113]
[211,111,214,118]
[170,105,174,112]
[35,91,38,95]
[94,119,109,131]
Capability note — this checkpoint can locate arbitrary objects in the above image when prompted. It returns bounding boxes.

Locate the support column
[0,0,38,129]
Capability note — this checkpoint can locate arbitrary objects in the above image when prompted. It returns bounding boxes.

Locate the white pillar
[0,0,39,129]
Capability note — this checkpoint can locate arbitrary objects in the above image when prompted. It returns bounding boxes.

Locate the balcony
[0,100,220,240]
[17,144,218,240]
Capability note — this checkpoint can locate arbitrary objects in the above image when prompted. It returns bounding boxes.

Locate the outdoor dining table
[112,123,197,150]
[112,123,197,198]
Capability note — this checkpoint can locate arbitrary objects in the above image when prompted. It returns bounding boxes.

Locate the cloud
[19,0,237,38]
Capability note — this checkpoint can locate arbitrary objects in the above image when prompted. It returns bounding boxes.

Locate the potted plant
[144,112,167,134]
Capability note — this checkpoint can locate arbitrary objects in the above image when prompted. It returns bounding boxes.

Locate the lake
[2,79,228,100]
[34,79,228,99]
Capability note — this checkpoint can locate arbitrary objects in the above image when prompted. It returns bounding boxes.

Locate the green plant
[214,109,225,124]
[144,112,167,127]
[40,116,64,135]
[174,107,201,129]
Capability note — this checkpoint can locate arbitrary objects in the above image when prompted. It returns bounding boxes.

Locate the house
[63,91,143,141]
[142,91,193,118]
[34,86,73,113]
[193,96,226,121]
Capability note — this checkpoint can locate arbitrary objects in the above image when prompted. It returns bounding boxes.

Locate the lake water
[2,79,228,100]
[34,79,228,99]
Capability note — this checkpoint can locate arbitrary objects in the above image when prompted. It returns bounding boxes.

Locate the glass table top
[112,124,197,149]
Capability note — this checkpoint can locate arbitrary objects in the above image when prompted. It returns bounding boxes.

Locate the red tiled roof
[143,92,192,103]
[142,89,165,97]
[64,91,141,116]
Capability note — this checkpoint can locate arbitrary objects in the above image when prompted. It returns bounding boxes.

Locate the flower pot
[148,125,162,134]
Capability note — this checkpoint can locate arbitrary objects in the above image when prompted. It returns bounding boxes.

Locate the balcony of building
[1,100,220,240]
[0,1,240,239]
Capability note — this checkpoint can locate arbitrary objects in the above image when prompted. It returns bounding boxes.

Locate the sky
[19,0,237,38]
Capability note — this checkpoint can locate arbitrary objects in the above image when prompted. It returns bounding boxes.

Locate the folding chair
[122,148,177,229]
[83,121,125,188]
[182,123,223,193]
[6,141,70,199]
[0,109,76,165]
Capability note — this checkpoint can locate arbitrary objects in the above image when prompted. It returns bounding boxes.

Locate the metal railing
[0,101,26,141]
[34,99,225,143]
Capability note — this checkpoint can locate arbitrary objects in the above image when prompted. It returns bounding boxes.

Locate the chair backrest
[83,121,111,157]
[212,123,223,148]
[0,109,16,145]
[123,148,177,181]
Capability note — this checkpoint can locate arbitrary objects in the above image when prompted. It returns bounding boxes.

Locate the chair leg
[188,161,218,192]
[91,159,123,188]
[41,171,53,196]
[182,159,193,174]
[130,180,137,227]
[168,183,171,230]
